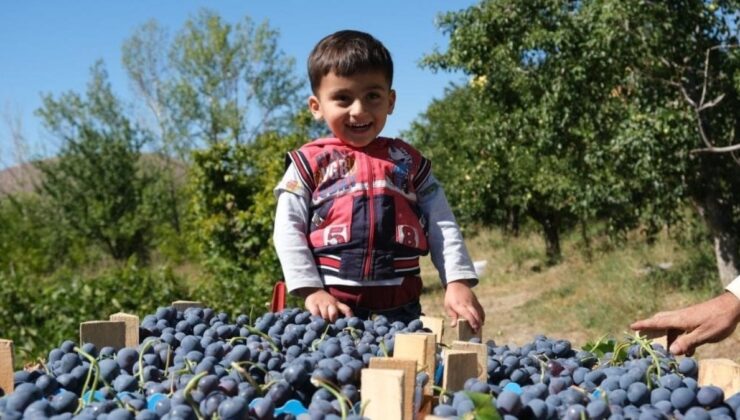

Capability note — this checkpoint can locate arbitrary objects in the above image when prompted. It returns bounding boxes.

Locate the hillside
[0,162,41,196]
[419,228,740,362]
[0,155,188,197]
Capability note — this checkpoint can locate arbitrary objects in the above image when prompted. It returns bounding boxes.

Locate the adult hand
[630,291,740,356]
[297,288,353,322]
[444,279,486,333]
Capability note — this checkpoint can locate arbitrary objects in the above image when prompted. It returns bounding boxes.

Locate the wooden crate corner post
[442,350,478,393]
[0,339,14,396]
[452,319,482,342]
[369,357,417,420]
[109,312,140,348]
[361,368,406,420]
[451,340,488,382]
[698,358,740,398]
[419,316,444,344]
[171,300,204,312]
[394,333,436,396]
[80,320,126,350]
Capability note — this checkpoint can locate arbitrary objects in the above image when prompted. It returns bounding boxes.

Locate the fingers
[669,333,697,356]
[337,302,354,318]
[446,305,459,328]
[630,311,683,332]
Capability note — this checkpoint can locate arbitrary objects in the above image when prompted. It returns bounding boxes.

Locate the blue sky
[0,0,476,167]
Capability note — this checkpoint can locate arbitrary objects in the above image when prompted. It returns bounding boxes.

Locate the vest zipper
[363,152,375,280]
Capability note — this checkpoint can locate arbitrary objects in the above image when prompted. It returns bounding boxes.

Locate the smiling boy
[273,30,485,331]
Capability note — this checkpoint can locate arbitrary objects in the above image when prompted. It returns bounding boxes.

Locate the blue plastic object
[81,390,106,406]
[249,398,308,416]
[503,382,523,395]
[434,364,444,386]
[147,392,167,411]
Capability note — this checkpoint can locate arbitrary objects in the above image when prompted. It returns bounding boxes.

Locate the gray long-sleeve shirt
[273,163,478,294]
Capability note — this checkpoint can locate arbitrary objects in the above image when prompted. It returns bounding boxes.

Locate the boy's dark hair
[308,30,393,93]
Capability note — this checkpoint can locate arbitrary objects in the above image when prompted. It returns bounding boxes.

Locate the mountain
[0,162,41,196]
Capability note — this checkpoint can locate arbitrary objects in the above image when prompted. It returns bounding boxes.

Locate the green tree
[122,10,305,151]
[121,11,306,260]
[418,0,739,280]
[35,62,156,262]
[188,131,304,313]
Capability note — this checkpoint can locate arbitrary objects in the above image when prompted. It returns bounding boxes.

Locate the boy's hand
[296,288,353,322]
[444,280,485,333]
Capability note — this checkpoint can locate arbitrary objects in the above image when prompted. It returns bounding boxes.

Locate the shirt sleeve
[727,276,740,300]
[273,164,324,293]
[417,172,479,287]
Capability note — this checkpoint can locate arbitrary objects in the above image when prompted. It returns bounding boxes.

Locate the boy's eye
[367,92,381,100]
[334,95,351,104]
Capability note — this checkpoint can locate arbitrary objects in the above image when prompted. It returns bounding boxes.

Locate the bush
[0,263,187,365]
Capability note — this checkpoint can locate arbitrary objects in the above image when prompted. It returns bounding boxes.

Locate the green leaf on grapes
[582,336,616,358]
[464,391,502,420]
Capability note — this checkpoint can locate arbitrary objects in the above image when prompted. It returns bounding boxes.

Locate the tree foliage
[188,131,305,314]
[122,10,305,153]
[35,63,157,262]
[414,0,740,278]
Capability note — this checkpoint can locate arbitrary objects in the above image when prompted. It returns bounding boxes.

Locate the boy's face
[308,70,395,148]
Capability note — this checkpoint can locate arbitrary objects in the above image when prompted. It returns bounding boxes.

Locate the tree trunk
[530,208,562,265]
[694,192,740,287]
[542,216,562,265]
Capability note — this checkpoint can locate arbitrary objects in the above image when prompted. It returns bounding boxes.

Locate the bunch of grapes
[1,305,739,419]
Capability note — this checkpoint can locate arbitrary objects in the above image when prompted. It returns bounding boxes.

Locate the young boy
[273,30,485,331]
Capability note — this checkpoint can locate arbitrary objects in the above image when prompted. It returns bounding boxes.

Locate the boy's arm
[273,165,352,320]
[417,173,485,331]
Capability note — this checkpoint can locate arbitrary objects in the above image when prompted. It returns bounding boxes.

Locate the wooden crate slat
[369,357,417,420]
[171,300,204,312]
[0,339,14,395]
[109,312,140,348]
[394,333,436,396]
[698,358,740,398]
[419,315,444,344]
[361,368,405,420]
[451,319,481,342]
[79,321,126,350]
[442,350,478,392]
[451,340,488,382]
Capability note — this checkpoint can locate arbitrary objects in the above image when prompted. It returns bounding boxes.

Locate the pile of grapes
[1,305,738,419]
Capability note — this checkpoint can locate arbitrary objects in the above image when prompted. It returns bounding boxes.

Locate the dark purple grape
[678,358,698,378]
[433,403,457,417]
[496,390,522,415]
[627,382,649,406]
[650,387,671,404]
[696,385,723,407]
[168,403,196,420]
[525,398,548,420]
[586,399,609,420]
[107,408,135,420]
[671,387,696,411]
[659,373,683,391]
[34,374,59,397]
[98,358,120,383]
[564,403,586,420]
[251,397,275,420]
[683,406,710,420]
[5,383,42,413]
[336,366,355,385]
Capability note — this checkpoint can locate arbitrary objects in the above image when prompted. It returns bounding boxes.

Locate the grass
[419,224,736,359]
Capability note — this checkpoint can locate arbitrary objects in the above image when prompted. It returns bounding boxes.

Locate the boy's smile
[308,71,396,148]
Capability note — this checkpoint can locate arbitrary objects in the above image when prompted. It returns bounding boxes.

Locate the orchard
[1,303,739,419]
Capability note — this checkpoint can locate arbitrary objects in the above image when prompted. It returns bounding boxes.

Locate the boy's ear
[308,95,323,120]
[388,89,397,115]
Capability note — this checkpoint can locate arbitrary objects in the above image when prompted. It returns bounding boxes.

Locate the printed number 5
[324,225,348,245]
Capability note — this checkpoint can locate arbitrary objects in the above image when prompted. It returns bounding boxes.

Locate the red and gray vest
[287,137,431,283]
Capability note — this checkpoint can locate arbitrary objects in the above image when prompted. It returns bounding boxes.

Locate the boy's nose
[349,99,366,116]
